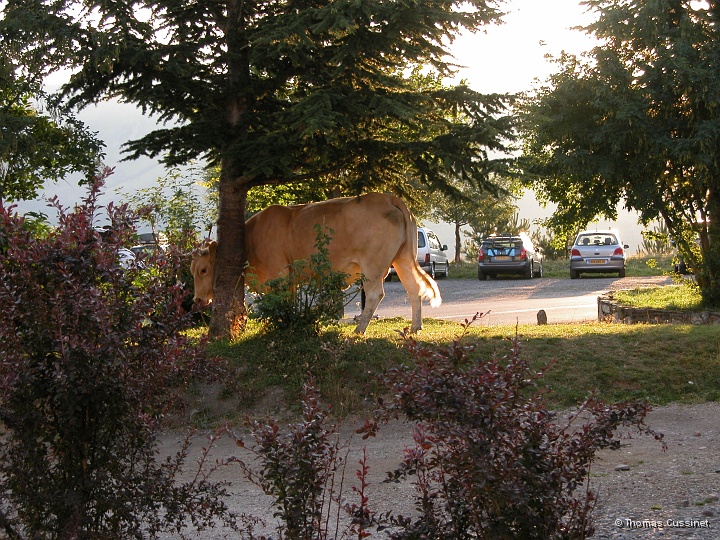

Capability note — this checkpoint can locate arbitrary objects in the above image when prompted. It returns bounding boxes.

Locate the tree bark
[209,0,251,340]
[700,185,720,307]
[209,175,249,340]
[454,221,462,263]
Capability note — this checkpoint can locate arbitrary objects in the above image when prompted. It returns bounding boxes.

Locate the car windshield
[576,234,618,246]
[484,238,522,250]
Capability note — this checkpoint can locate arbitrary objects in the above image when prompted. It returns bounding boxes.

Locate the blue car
[478,233,543,280]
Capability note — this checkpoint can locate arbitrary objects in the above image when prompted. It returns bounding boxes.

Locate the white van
[387,227,449,280]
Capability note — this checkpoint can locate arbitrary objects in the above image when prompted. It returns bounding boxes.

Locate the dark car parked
[477,233,543,280]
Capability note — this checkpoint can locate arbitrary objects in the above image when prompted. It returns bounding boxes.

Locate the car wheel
[524,262,533,279]
[445,262,450,278]
[429,263,436,280]
[619,268,626,278]
[570,269,579,279]
[478,269,486,281]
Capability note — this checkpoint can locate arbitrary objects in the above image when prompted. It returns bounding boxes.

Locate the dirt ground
[160,402,720,539]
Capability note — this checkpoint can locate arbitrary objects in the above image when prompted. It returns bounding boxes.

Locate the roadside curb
[597,291,720,324]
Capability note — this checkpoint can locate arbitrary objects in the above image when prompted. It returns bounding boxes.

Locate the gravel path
[160,402,720,539]
[588,403,719,539]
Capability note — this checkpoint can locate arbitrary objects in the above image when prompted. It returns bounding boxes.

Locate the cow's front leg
[354,280,384,334]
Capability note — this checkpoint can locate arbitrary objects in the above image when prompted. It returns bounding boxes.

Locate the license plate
[588,259,606,264]
[493,256,511,261]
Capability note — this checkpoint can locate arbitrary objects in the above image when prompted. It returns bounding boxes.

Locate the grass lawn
[187,254,717,423]
[612,282,702,310]
[191,316,720,422]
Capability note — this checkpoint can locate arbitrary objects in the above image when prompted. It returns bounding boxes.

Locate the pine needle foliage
[1,0,516,338]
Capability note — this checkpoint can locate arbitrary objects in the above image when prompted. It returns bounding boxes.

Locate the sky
[436,0,647,255]
[12,0,650,255]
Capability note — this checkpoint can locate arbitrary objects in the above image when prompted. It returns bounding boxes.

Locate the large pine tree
[2,0,514,337]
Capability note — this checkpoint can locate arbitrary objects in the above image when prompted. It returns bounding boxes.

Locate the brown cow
[190,193,441,333]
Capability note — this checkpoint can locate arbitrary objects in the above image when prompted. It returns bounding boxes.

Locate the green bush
[250,224,362,335]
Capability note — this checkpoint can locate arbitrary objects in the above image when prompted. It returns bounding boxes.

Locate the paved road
[346,275,672,326]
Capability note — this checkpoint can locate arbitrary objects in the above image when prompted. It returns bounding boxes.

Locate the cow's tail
[391,196,442,308]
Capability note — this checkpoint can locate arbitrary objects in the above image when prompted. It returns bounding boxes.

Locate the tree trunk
[210,0,250,340]
[209,175,249,340]
[700,185,720,307]
[454,221,462,263]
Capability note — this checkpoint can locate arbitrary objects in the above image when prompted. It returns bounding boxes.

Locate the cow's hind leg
[354,279,384,334]
[405,285,424,333]
[393,265,425,333]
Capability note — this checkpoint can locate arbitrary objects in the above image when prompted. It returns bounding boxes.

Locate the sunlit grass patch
[613,282,702,310]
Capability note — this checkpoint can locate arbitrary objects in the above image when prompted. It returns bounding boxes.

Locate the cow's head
[190,240,217,307]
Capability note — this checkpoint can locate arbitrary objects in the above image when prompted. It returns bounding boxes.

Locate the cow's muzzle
[193,297,212,309]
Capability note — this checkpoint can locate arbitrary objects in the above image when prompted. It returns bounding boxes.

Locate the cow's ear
[208,240,218,256]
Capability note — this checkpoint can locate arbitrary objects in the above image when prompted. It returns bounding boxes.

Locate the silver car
[569,230,628,279]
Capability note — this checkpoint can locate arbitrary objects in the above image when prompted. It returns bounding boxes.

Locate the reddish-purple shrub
[368,315,665,540]
[230,381,382,540]
[0,175,232,538]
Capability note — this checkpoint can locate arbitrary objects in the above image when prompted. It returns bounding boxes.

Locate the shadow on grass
[196,318,720,420]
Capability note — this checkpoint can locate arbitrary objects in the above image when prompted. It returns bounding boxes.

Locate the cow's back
[245,193,407,287]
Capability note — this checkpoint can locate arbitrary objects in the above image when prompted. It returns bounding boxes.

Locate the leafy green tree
[2,0,515,338]
[640,221,674,256]
[520,0,720,305]
[120,165,214,250]
[430,175,520,261]
[531,224,572,261]
[0,54,104,202]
